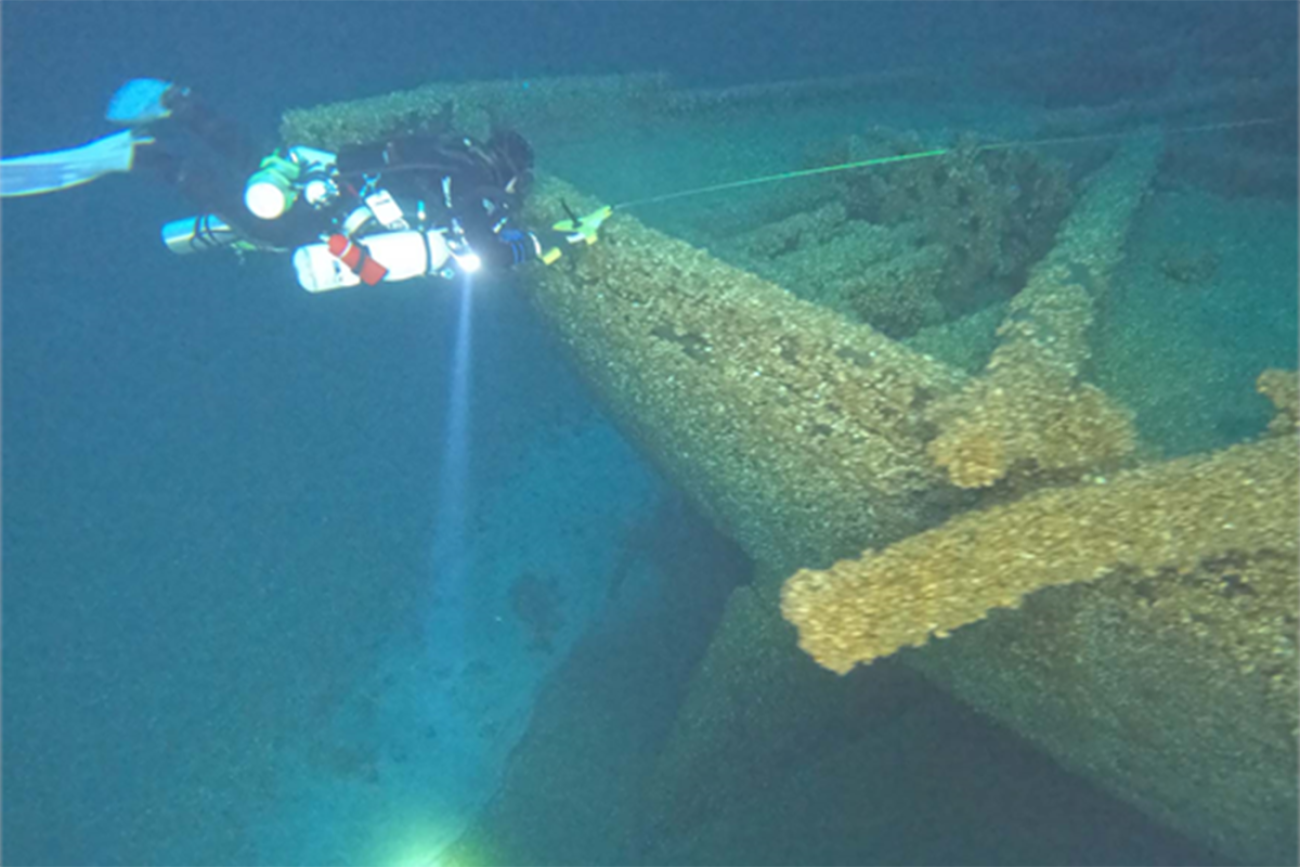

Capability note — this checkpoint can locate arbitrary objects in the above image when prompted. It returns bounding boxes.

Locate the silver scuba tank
[161,214,243,255]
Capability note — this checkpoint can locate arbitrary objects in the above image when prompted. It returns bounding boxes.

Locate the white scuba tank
[293,229,453,293]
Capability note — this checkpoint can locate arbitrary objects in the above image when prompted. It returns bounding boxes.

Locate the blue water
[3,4,1296,866]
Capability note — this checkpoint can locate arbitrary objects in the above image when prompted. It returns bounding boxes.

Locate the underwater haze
[3,3,1297,866]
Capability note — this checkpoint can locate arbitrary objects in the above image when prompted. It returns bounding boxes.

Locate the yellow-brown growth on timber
[923,137,1162,488]
[926,373,1137,489]
[519,173,970,570]
[782,433,1298,675]
[1258,368,1298,435]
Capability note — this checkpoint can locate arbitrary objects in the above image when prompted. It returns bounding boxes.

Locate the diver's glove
[538,204,613,265]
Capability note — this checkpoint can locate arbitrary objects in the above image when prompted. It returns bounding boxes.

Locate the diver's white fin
[0,130,151,198]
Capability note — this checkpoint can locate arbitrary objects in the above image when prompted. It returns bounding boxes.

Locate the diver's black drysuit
[136,87,540,268]
[333,129,539,271]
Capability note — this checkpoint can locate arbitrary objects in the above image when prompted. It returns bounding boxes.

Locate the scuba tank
[161,214,246,254]
[327,233,388,285]
[244,146,339,220]
[293,229,456,293]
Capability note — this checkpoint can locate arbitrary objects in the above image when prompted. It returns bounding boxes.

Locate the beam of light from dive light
[430,276,475,645]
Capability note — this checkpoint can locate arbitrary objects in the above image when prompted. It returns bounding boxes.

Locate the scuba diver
[0,78,610,292]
